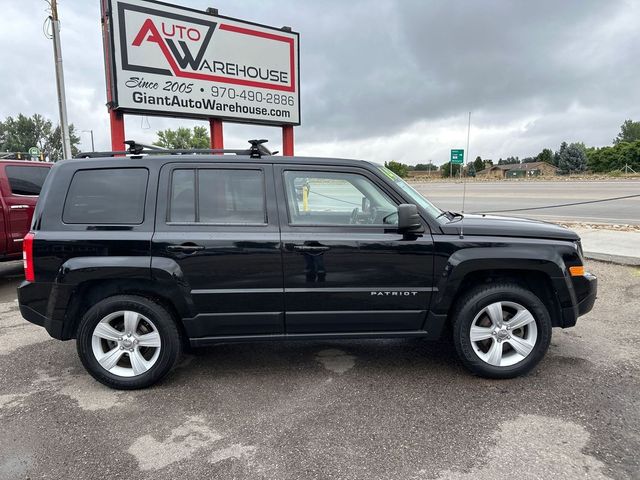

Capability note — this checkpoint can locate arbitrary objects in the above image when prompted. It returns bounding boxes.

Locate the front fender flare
[431,245,574,316]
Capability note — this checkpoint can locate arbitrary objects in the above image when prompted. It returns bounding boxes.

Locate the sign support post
[109,109,126,152]
[282,125,294,156]
[209,119,224,150]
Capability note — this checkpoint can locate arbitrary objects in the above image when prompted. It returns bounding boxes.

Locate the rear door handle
[292,245,330,253]
[10,205,29,210]
[167,244,205,253]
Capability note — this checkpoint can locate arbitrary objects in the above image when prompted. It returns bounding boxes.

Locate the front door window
[283,171,398,226]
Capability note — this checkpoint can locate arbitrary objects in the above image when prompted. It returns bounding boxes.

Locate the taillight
[23,232,35,282]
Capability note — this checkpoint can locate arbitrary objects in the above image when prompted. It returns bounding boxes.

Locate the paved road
[412,181,640,225]
[1,260,639,479]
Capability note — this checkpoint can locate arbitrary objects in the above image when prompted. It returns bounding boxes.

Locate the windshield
[376,165,443,219]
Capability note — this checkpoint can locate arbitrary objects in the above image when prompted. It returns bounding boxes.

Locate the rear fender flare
[56,256,151,285]
[51,256,196,339]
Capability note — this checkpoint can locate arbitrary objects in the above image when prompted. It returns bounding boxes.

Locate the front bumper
[576,273,598,316]
[561,272,597,328]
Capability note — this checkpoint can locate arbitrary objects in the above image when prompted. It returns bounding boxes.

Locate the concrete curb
[584,251,640,267]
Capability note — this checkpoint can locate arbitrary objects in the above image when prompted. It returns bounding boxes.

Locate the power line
[471,193,640,214]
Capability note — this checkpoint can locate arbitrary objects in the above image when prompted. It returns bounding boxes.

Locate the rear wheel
[77,295,181,389]
[452,283,552,378]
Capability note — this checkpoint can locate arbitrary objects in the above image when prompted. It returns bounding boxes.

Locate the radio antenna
[460,111,471,239]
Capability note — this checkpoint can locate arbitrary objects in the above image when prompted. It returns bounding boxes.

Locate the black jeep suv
[18,144,597,389]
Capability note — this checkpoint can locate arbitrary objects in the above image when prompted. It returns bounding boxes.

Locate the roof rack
[74,139,277,159]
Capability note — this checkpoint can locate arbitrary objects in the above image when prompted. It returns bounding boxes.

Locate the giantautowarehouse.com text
[131,91,291,119]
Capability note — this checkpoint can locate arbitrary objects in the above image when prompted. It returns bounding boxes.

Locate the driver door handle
[167,243,205,253]
[292,245,330,253]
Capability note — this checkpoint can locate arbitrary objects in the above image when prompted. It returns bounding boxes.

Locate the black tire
[451,283,552,379]
[76,295,182,390]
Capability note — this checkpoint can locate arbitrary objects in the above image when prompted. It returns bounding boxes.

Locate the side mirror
[397,204,424,235]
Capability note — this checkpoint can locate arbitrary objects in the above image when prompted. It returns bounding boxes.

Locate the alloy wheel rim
[469,301,538,367]
[91,310,161,377]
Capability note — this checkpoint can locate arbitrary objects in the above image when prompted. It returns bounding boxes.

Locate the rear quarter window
[63,168,148,224]
[5,165,50,195]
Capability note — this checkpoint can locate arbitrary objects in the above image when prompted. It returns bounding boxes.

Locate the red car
[0,160,51,261]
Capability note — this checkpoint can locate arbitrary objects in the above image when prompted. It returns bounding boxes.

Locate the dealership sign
[103,0,300,125]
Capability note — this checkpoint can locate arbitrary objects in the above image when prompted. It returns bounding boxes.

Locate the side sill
[189,330,431,347]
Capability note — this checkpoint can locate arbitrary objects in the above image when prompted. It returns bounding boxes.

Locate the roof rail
[74,139,277,159]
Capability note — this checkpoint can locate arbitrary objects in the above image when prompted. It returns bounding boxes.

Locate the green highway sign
[450,149,464,164]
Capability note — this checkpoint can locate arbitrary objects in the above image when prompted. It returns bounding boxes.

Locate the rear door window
[169,169,196,222]
[169,168,266,224]
[63,168,148,224]
[5,166,50,195]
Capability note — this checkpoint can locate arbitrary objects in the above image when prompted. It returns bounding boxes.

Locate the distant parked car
[0,160,51,261]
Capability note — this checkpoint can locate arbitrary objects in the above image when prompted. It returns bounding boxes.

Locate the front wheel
[452,283,552,379]
[77,295,181,389]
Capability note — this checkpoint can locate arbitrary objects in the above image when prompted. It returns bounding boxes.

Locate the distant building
[476,162,556,179]
[476,165,512,179]
[505,162,557,178]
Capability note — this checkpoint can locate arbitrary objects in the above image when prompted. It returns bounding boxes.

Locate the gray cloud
[1,0,638,164]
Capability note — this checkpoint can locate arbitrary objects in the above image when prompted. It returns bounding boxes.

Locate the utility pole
[462,111,471,213]
[50,0,72,160]
[82,130,95,151]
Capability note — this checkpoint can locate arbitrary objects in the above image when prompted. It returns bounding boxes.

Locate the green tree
[384,160,409,177]
[440,161,461,178]
[0,114,49,152]
[48,124,81,161]
[473,156,484,172]
[613,119,640,145]
[558,142,587,174]
[498,156,520,165]
[466,162,476,177]
[587,140,640,173]
[414,162,436,172]
[553,142,567,167]
[155,126,210,149]
[535,148,553,165]
[0,113,79,160]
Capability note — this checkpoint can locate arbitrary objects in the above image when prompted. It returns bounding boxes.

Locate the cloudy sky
[1,0,638,165]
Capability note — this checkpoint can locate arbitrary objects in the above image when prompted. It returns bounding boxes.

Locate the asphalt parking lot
[1,260,639,480]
